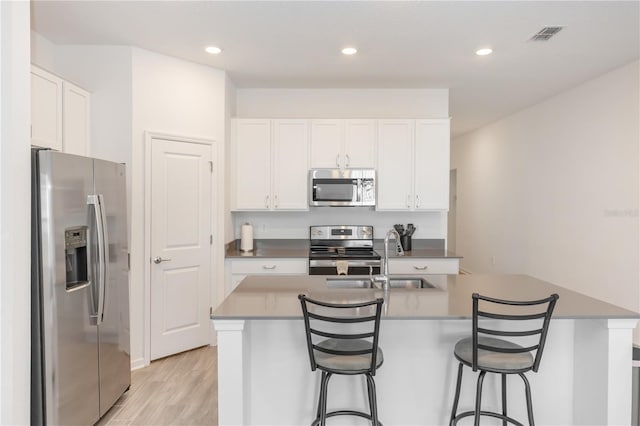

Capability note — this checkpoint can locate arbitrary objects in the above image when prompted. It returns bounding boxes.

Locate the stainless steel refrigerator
[31,148,131,425]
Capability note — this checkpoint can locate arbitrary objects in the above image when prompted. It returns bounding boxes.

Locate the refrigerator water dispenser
[65,226,89,291]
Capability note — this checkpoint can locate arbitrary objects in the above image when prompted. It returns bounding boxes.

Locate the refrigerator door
[38,150,100,425]
[94,158,131,416]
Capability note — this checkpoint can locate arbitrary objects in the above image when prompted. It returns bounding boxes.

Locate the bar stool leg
[474,371,487,426]
[319,372,332,426]
[365,373,379,425]
[501,373,507,426]
[520,373,535,426]
[450,363,464,426]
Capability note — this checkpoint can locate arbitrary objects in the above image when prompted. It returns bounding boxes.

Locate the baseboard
[130,357,147,371]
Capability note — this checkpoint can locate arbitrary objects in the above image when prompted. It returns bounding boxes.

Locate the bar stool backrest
[472,292,559,373]
[298,294,384,375]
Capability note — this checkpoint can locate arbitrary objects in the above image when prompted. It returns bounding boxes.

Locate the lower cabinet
[388,258,459,275]
[226,258,308,295]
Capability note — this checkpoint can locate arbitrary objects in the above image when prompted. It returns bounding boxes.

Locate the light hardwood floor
[98,346,218,426]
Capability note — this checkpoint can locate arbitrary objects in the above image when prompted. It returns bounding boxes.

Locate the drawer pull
[262,265,277,270]
[413,265,429,270]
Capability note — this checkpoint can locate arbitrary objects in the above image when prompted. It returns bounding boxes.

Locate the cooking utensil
[394,224,405,236]
[406,223,415,236]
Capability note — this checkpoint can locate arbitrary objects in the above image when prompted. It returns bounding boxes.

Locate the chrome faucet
[371,229,404,290]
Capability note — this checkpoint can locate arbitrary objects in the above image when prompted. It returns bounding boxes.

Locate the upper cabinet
[377,118,450,211]
[232,119,309,211]
[31,65,91,156]
[62,82,91,156]
[310,119,376,169]
[31,66,63,151]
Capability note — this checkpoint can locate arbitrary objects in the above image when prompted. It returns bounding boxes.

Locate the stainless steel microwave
[309,169,376,207]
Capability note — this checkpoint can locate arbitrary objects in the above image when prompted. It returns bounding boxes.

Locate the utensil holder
[400,235,412,251]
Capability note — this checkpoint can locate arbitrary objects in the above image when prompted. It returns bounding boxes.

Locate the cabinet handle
[413,265,428,270]
[262,265,277,270]
[407,195,411,208]
[265,195,270,208]
[416,195,421,208]
[345,154,350,168]
[274,195,279,208]
[335,155,340,168]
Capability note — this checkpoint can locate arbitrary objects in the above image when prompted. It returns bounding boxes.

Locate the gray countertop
[212,274,639,320]
[225,239,461,259]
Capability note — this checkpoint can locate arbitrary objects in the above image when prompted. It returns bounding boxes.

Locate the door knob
[153,256,172,264]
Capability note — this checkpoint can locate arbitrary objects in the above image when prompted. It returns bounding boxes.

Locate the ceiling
[31,1,639,137]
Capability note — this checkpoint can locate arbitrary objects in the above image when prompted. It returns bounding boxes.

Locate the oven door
[308,259,381,275]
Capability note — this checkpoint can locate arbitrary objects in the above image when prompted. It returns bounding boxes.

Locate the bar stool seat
[315,338,384,372]
[299,294,385,426]
[454,336,533,371]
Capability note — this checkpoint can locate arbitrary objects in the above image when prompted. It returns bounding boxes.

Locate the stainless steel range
[308,225,381,275]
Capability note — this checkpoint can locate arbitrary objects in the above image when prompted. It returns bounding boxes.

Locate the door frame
[143,131,218,367]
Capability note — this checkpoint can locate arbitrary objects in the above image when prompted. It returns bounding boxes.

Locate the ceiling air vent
[530,26,564,41]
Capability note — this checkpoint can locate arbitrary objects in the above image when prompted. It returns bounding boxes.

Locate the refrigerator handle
[88,194,108,325]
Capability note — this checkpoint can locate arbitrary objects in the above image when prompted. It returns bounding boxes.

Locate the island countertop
[212,274,638,320]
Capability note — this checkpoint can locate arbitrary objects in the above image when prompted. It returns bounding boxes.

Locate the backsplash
[232,209,447,240]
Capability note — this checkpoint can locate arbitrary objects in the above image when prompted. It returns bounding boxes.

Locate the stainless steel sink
[326,277,435,289]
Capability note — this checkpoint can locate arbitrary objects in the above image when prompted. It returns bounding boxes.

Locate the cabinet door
[273,120,309,210]
[344,119,376,168]
[63,82,91,156]
[414,119,450,210]
[376,120,414,210]
[233,119,272,210]
[310,119,342,168]
[31,66,63,150]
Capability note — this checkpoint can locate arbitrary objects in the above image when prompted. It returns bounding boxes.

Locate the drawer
[230,259,308,275]
[388,258,459,274]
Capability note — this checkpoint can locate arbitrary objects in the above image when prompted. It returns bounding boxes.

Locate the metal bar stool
[450,292,559,426]
[298,294,384,426]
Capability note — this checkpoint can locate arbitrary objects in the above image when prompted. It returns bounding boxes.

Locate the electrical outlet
[491,255,496,265]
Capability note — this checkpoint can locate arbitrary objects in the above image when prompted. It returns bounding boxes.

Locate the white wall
[1,2,31,423]
[236,88,448,118]
[452,60,639,316]
[131,48,228,366]
[232,88,450,242]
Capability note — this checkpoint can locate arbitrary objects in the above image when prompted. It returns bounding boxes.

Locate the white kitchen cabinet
[377,118,450,211]
[31,65,91,155]
[388,258,459,274]
[310,119,376,169]
[414,119,450,210]
[226,258,308,295]
[376,119,414,210]
[232,119,309,211]
[31,66,63,150]
[62,82,91,156]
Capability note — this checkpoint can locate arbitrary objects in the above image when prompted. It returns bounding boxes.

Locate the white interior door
[150,137,212,360]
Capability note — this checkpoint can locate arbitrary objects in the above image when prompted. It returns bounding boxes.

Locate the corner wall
[1,2,31,423]
[452,60,640,315]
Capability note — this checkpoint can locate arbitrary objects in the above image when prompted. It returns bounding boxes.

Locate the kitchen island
[212,274,638,426]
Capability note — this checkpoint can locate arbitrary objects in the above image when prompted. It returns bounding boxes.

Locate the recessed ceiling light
[342,47,357,55]
[475,48,493,56]
[205,46,222,55]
